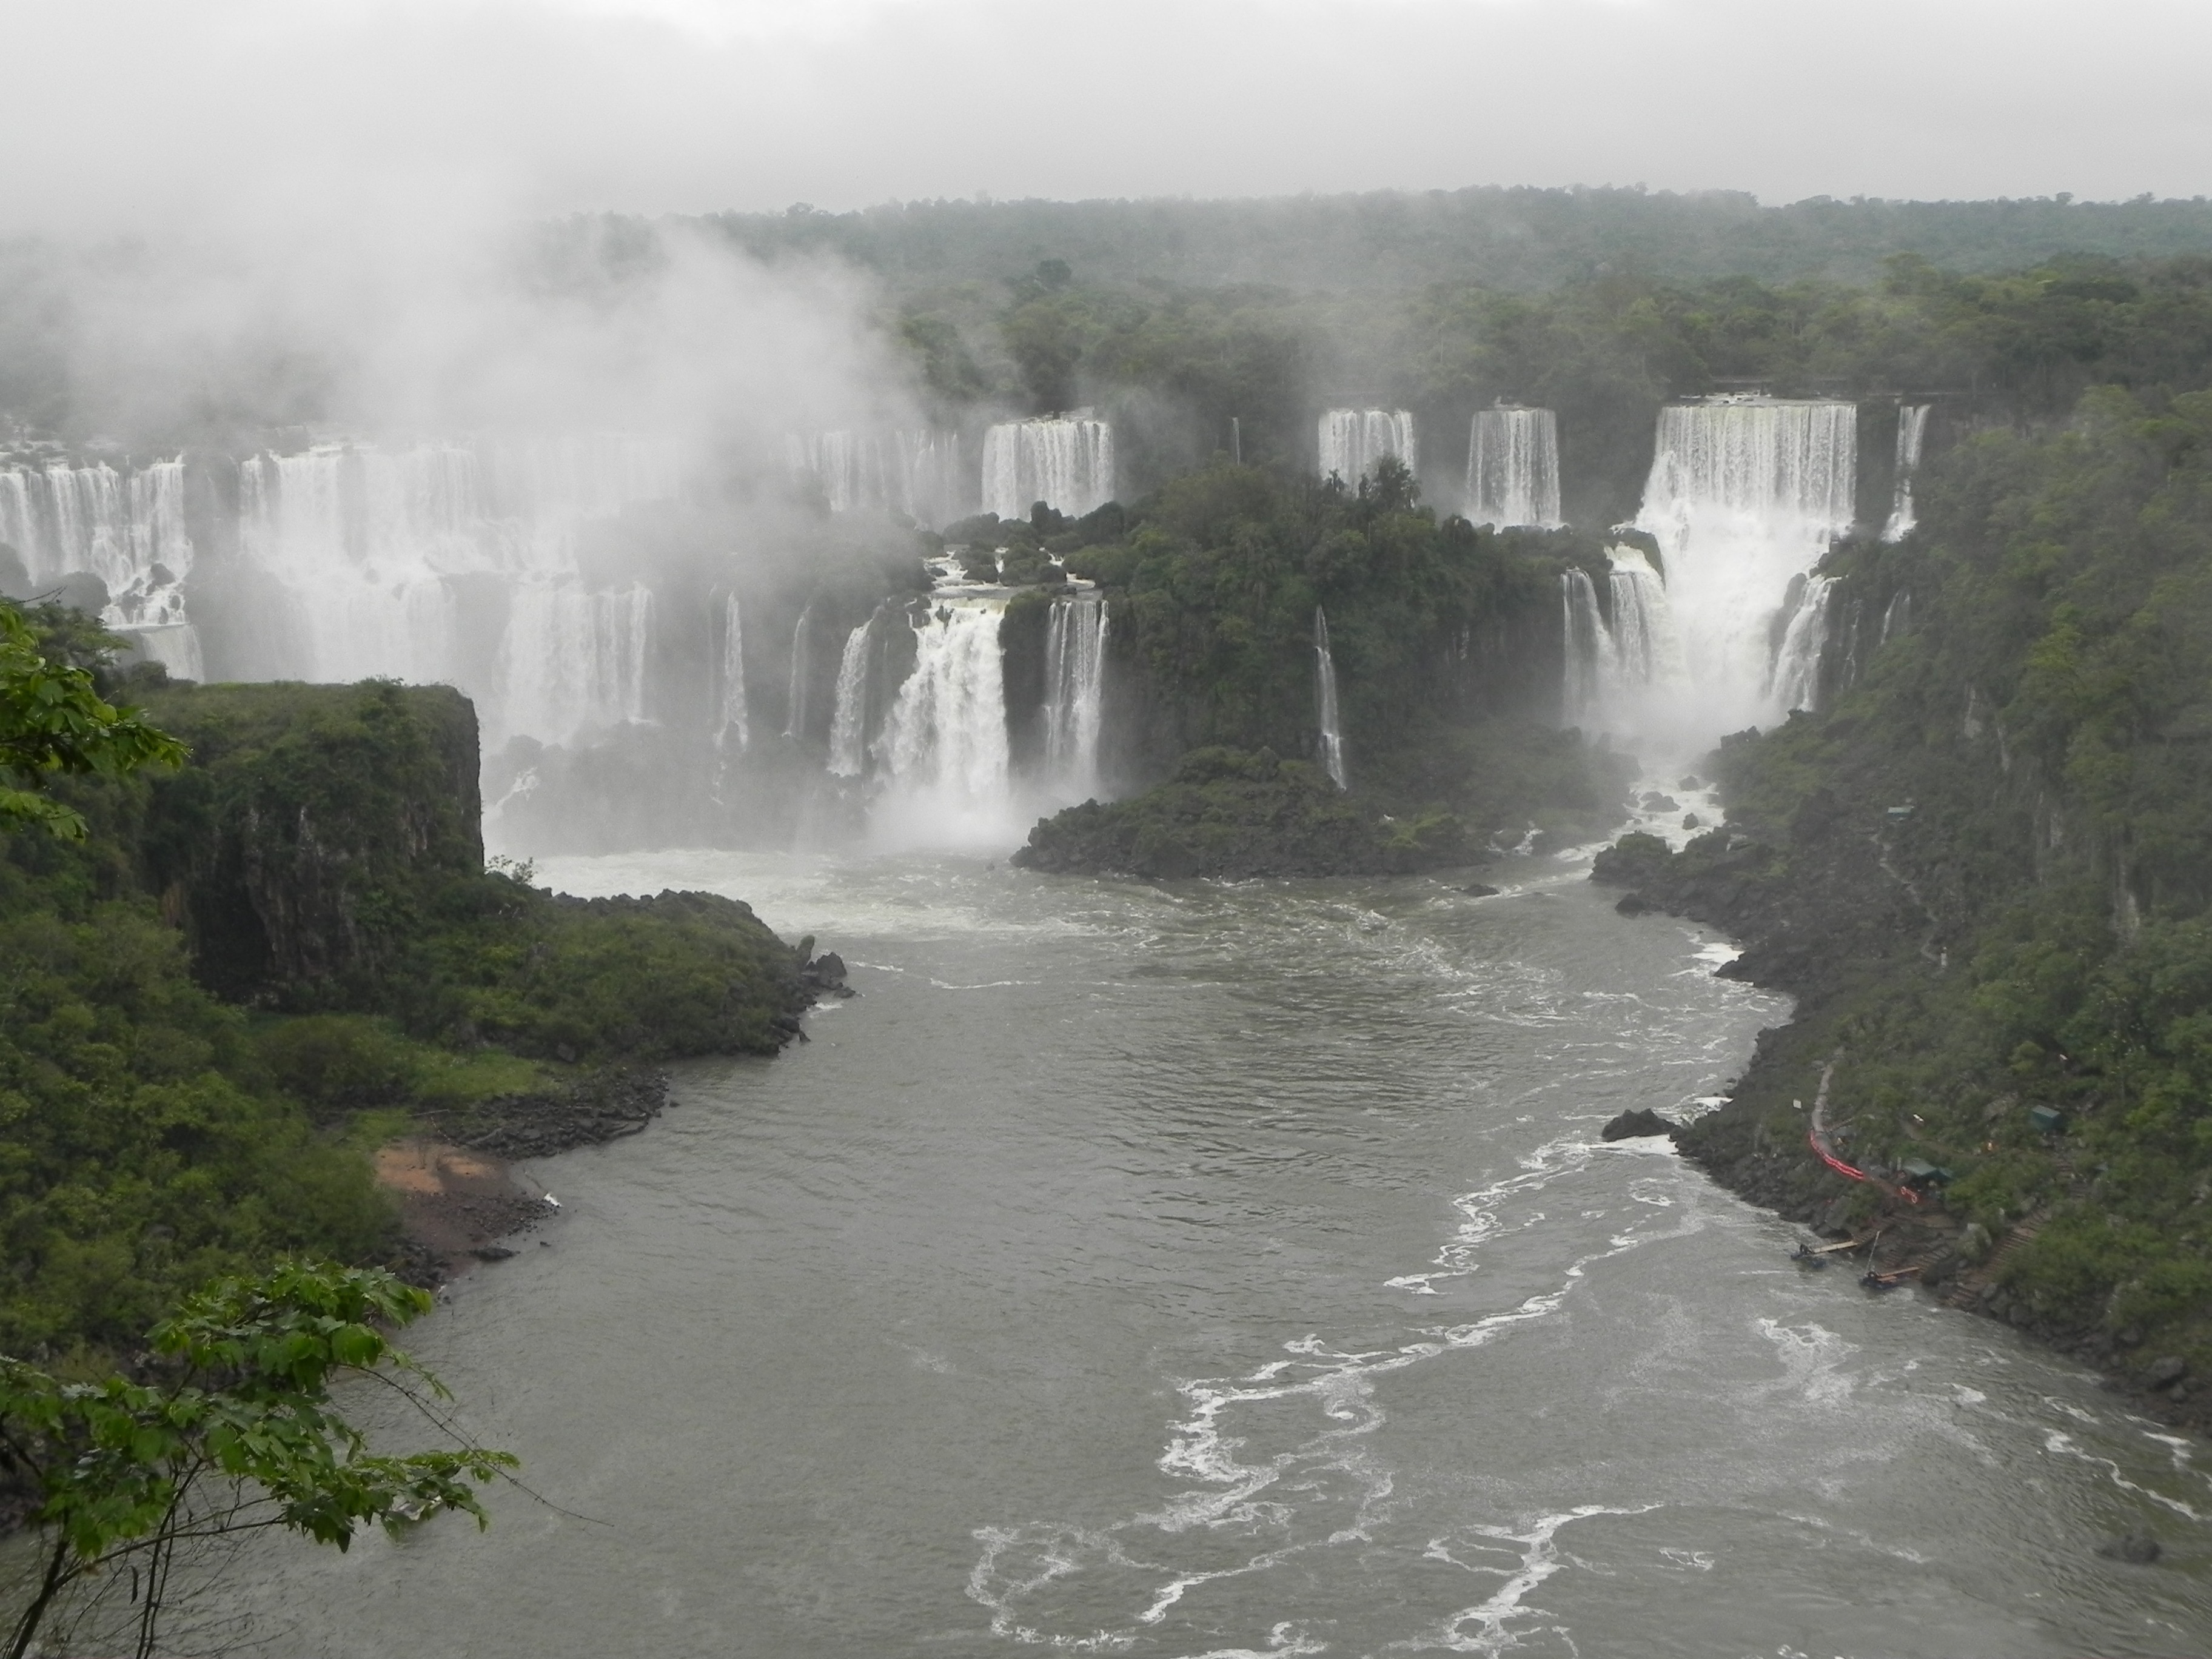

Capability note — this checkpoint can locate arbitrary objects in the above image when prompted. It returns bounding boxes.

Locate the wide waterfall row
[1617,398,1858,734]
[1466,407,1562,529]
[981,418,1115,521]
[1882,404,1931,542]
[0,437,679,745]
[785,429,968,525]
[0,457,201,675]
[1319,410,1416,488]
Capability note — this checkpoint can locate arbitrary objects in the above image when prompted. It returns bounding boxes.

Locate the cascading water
[874,557,1013,840]
[1882,404,1931,543]
[1561,569,1606,725]
[1042,593,1108,797]
[1318,410,1416,488]
[1466,407,1561,528]
[1313,607,1347,789]
[0,456,202,676]
[230,435,678,743]
[1558,548,1685,726]
[783,605,814,742]
[787,429,966,526]
[1767,573,1835,714]
[717,593,749,752]
[1626,398,1857,734]
[826,619,874,778]
[980,418,1114,521]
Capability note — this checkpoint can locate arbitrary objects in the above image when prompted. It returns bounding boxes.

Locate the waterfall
[231,434,677,743]
[892,429,966,526]
[783,604,815,741]
[1313,607,1347,789]
[1768,574,1835,714]
[1882,404,1932,542]
[1558,548,1684,725]
[787,431,886,514]
[826,618,874,777]
[1561,569,1606,725]
[0,455,202,674]
[877,594,1010,810]
[980,417,1114,521]
[717,592,749,752]
[1631,398,1856,732]
[1318,410,1416,488]
[1043,594,1108,797]
[1466,407,1561,528]
[501,581,652,742]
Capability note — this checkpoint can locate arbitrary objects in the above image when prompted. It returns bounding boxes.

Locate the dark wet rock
[809,951,848,985]
[2148,1355,2189,1389]
[2097,1532,2162,1564]
[1601,1108,1674,1141]
[1683,813,1701,830]
[441,1066,673,1161]
[1641,792,1680,812]
[1462,882,1501,897]
[1677,775,1704,792]
[1615,891,1654,916]
[472,1245,517,1262]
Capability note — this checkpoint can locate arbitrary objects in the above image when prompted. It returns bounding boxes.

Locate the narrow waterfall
[783,604,815,741]
[1882,404,1932,542]
[0,456,202,675]
[1318,410,1416,487]
[826,618,874,777]
[980,418,1114,521]
[1313,607,1347,789]
[1043,594,1108,796]
[1561,569,1606,724]
[1768,574,1836,714]
[717,593,749,752]
[1466,407,1561,528]
[1631,398,1857,732]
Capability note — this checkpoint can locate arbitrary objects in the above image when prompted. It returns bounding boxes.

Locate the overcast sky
[4,0,2209,237]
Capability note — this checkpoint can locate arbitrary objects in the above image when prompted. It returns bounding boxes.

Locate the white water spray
[1466,407,1561,528]
[782,603,814,742]
[1319,410,1415,488]
[0,456,203,676]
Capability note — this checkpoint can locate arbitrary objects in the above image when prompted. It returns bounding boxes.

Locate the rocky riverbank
[1593,825,2211,1438]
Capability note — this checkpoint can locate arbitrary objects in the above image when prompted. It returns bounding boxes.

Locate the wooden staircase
[1945,1209,2048,1309]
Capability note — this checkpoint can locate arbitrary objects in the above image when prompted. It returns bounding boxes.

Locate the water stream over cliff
[225,847,2212,1657]
[1466,407,1561,529]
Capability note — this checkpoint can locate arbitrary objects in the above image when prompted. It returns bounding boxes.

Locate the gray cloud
[4,0,2208,239]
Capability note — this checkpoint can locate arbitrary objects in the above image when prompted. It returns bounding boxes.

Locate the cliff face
[138,683,483,1002]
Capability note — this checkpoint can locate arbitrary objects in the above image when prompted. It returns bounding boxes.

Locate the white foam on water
[1412,1505,1661,1657]
[2043,1431,2205,1519]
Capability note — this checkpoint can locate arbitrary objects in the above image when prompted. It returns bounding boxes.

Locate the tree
[0,602,186,839]
[0,1261,516,1659]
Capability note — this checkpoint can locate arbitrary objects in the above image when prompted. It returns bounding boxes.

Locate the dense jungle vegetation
[997,458,1631,868]
[0,615,808,1361]
[1611,385,2212,1392]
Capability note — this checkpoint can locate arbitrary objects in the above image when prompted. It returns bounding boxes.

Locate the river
[232,846,2212,1657]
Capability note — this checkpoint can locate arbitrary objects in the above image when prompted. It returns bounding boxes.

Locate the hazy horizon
[4,0,2210,243]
